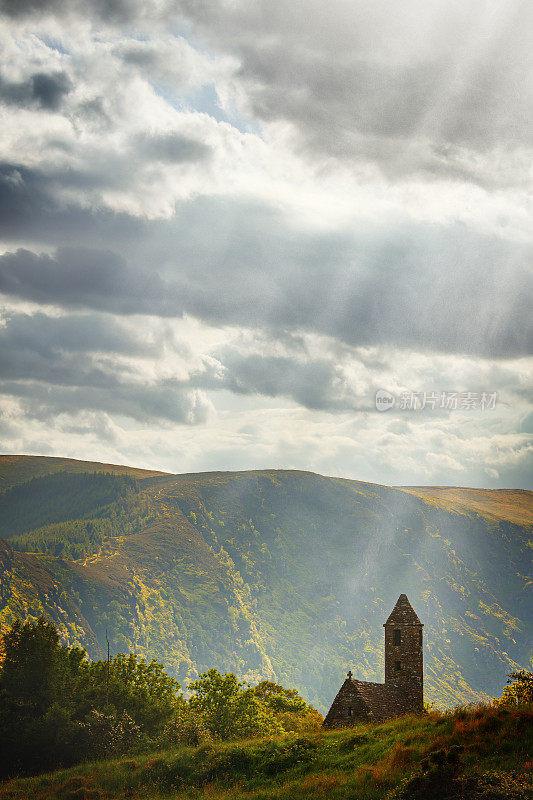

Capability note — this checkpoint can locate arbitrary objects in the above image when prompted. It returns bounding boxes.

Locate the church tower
[384,594,424,711]
[323,593,425,728]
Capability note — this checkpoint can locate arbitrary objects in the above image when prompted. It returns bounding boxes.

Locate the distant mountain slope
[0,454,167,489]
[0,456,531,712]
[403,486,533,526]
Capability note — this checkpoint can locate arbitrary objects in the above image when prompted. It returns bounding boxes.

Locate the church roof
[384,593,422,626]
[322,677,417,726]
[352,680,415,721]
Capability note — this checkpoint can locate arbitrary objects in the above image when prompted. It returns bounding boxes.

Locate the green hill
[0,454,167,489]
[0,456,531,711]
[1,705,531,800]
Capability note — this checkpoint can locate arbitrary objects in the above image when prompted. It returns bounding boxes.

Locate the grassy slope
[0,455,167,489]
[1,705,531,800]
[0,457,531,711]
[403,486,533,526]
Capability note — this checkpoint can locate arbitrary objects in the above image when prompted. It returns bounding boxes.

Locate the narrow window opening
[419,629,423,646]
[393,629,401,646]
[347,706,353,717]
[395,660,402,671]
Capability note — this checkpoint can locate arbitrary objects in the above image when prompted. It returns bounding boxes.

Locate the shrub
[81,709,141,759]
[158,704,212,746]
[259,736,319,775]
[188,669,282,740]
[253,680,323,733]
[0,618,176,776]
[387,745,464,799]
[81,653,181,736]
[495,670,533,709]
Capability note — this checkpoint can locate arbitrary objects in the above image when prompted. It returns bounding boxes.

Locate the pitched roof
[323,677,418,726]
[384,593,422,626]
[352,680,415,721]
[322,678,370,727]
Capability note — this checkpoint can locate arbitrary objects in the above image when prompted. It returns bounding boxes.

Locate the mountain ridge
[0,455,531,713]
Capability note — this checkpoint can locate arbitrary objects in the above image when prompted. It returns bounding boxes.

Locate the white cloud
[0,1,530,488]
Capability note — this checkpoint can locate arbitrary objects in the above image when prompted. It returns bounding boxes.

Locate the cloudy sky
[0,0,531,487]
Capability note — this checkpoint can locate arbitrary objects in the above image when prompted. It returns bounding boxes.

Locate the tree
[0,617,88,776]
[496,670,533,708]
[253,680,323,732]
[0,617,180,776]
[0,616,85,714]
[82,653,181,736]
[158,700,212,746]
[188,669,282,739]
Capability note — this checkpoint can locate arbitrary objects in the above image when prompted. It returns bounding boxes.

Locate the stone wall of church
[322,680,370,728]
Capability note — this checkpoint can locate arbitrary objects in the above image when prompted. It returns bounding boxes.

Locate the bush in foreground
[0,617,322,778]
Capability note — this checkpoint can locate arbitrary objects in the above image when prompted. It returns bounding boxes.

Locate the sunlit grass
[1,704,531,800]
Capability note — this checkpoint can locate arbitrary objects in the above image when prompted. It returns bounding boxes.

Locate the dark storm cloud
[0,308,356,420]
[0,184,532,356]
[0,159,530,360]
[198,352,355,411]
[0,0,529,489]
[0,304,530,439]
[0,152,208,245]
[0,307,361,420]
[0,247,173,314]
[1,201,531,359]
[0,0,61,13]
[0,311,157,357]
[0,311,208,424]
[0,162,145,244]
[234,26,532,153]
[118,42,159,68]
[0,0,63,15]
[178,0,533,182]
[0,0,148,22]
[30,72,72,109]
[3,379,209,425]
[2,1,531,181]
[0,311,147,390]
[0,70,71,110]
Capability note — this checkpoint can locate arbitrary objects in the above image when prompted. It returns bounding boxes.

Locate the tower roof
[384,594,422,626]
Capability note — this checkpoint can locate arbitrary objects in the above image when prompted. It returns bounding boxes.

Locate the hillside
[0,456,531,711]
[1,705,531,800]
[403,486,533,526]
[0,455,167,489]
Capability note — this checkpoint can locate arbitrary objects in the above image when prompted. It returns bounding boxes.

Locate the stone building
[323,594,424,727]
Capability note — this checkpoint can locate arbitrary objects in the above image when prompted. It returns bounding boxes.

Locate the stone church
[323,594,424,727]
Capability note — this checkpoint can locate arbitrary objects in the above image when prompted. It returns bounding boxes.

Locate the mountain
[0,455,531,712]
[0,454,167,489]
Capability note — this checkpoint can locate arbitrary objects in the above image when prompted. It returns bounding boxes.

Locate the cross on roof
[347,670,353,680]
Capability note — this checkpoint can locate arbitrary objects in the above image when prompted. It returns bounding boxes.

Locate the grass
[1,704,531,799]
[403,486,533,526]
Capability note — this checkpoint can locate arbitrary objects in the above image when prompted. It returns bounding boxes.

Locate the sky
[0,0,531,488]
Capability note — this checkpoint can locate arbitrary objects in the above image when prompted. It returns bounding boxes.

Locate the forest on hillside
[0,456,531,713]
[0,617,321,778]
[0,472,155,560]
